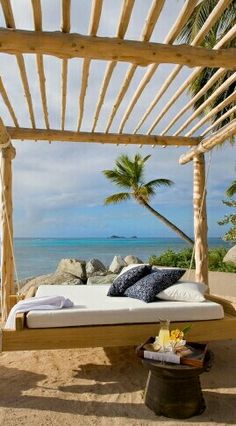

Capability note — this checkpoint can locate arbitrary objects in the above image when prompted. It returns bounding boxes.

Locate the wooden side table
[142,350,213,419]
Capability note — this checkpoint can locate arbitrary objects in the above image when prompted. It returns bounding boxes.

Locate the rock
[87,274,117,285]
[223,245,236,265]
[56,258,86,280]
[109,255,127,273]
[20,272,84,294]
[124,255,143,265]
[86,258,107,277]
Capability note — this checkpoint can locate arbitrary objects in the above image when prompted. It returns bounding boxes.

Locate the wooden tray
[136,337,208,368]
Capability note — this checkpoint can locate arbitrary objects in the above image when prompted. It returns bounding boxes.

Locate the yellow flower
[170,329,184,341]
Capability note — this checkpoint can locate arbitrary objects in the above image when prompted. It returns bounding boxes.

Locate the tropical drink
[158,329,170,348]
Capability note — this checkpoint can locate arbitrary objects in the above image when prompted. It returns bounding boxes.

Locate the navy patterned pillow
[124,269,185,303]
[107,265,152,296]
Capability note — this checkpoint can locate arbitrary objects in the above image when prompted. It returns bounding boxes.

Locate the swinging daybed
[1,0,236,352]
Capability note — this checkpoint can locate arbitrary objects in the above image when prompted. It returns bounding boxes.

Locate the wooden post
[193,154,208,286]
[1,142,16,321]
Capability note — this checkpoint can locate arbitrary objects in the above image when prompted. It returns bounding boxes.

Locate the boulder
[86,258,107,277]
[20,272,84,294]
[124,255,143,265]
[87,274,117,285]
[56,258,86,280]
[223,245,236,265]
[109,255,126,273]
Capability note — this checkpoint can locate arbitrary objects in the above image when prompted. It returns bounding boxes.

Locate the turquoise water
[12,237,231,280]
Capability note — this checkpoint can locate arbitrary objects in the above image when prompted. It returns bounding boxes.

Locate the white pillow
[156,281,207,302]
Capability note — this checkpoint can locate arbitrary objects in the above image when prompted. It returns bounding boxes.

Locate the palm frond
[144,178,174,188]
[226,180,236,198]
[104,192,131,205]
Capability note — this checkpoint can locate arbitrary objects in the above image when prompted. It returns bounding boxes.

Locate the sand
[0,341,236,426]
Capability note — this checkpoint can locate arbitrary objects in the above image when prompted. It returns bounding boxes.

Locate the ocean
[12,237,231,280]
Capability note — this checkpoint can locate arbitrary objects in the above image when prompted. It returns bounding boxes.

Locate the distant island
[109,235,137,239]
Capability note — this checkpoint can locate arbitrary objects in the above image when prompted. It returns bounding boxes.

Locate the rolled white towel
[5,295,74,330]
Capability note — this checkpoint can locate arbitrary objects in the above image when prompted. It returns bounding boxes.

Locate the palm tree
[178,0,236,135]
[103,154,194,246]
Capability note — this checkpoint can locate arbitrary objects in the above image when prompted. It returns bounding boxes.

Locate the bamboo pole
[0,126,16,321]
[180,119,236,164]
[193,154,208,286]
[6,127,199,146]
[31,0,50,129]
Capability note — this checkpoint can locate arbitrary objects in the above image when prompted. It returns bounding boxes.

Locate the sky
[0,0,235,239]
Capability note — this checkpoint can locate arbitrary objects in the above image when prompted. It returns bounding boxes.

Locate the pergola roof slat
[185,91,236,137]
[180,119,236,164]
[201,104,236,137]
[32,0,49,130]
[77,0,103,131]
[0,77,19,127]
[131,0,234,135]
[61,0,71,130]
[105,0,199,133]
[117,0,204,133]
[1,0,36,128]
[92,0,163,132]
[160,24,236,136]
[174,71,236,136]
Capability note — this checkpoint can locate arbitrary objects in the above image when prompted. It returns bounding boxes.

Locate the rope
[0,148,20,296]
[186,151,213,280]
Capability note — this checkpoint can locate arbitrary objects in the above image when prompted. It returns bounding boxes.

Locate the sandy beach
[0,340,235,426]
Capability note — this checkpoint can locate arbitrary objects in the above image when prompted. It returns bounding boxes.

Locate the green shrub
[149,247,236,273]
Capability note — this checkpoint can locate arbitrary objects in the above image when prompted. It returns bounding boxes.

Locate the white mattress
[26,285,224,329]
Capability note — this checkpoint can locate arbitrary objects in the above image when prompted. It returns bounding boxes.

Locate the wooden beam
[0,29,235,68]
[31,0,50,130]
[3,315,236,351]
[193,154,208,286]
[6,127,200,146]
[0,119,16,321]
[179,119,236,164]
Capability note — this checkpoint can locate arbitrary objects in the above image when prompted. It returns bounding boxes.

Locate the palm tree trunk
[141,199,194,246]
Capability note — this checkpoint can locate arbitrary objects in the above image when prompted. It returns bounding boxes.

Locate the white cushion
[26,284,224,328]
[157,281,207,302]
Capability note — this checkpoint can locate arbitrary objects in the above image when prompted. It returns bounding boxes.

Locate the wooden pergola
[0,0,236,325]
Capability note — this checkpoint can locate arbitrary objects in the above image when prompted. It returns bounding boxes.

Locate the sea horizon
[10,237,232,280]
